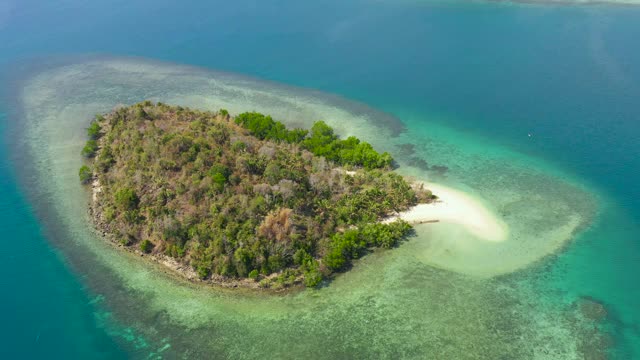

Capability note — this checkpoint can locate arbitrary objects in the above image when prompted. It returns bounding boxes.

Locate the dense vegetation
[80,102,432,288]
[234,112,393,170]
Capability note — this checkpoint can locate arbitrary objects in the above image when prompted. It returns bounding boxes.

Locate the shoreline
[387,183,509,242]
[10,56,608,358]
[90,171,507,290]
[88,173,439,291]
[21,57,594,282]
[89,177,298,292]
[83,104,424,292]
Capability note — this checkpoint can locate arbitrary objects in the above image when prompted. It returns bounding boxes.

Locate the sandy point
[387,183,508,242]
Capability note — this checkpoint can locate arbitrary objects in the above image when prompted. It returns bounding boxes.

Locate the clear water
[0,113,127,358]
[1,1,639,359]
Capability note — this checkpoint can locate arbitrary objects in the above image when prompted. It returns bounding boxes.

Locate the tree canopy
[81,103,431,289]
[235,114,393,170]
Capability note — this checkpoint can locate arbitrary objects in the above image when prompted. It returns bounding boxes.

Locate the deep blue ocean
[1,0,639,358]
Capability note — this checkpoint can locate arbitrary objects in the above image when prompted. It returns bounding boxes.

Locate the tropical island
[79,102,435,289]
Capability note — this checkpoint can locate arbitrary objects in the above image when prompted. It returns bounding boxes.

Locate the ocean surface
[1,0,639,358]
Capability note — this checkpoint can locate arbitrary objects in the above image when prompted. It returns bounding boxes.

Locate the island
[79,101,435,289]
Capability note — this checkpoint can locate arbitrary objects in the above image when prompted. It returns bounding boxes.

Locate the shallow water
[9,57,603,358]
[2,0,640,358]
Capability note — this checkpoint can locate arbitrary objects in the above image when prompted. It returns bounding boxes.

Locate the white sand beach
[388,183,508,242]
[387,182,585,278]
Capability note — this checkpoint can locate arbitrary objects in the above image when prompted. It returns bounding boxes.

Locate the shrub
[235,112,308,143]
[323,246,348,271]
[300,121,392,169]
[135,106,148,119]
[104,208,115,221]
[78,165,92,184]
[303,268,323,287]
[293,249,311,265]
[233,247,253,277]
[301,257,323,287]
[361,220,412,248]
[95,145,115,173]
[248,269,259,280]
[81,140,99,158]
[231,141,246,152]
[259,278,271,288]
[87,121,101,139]
[323,222,411,271]
[196,265,210,279]
[140,239,153,253]
[114,188,139,210]
[268,254,285,273]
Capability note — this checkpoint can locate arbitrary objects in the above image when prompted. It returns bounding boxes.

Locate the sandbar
[388,183,508,242]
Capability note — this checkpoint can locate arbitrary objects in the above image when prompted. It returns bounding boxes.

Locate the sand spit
[389,183,508,242]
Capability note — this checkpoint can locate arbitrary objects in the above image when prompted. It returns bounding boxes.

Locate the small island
[79,102,434,289]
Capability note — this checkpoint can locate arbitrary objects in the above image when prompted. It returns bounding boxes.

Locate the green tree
[78,165,92,184]
[140,239,153,253]
[83,104,428,288]
[196,265,210,279]
[248,269,259,280]
[234,247,253,277]
[208,164,230,192]
[87,121,101,139]
[264,162,282,185]
[81,140,99,158]
[303,267,323,287]
[114,188,139,210]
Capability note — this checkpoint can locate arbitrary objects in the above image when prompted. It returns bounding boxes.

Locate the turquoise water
[1,0,640,358]
[0,113,126,357]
